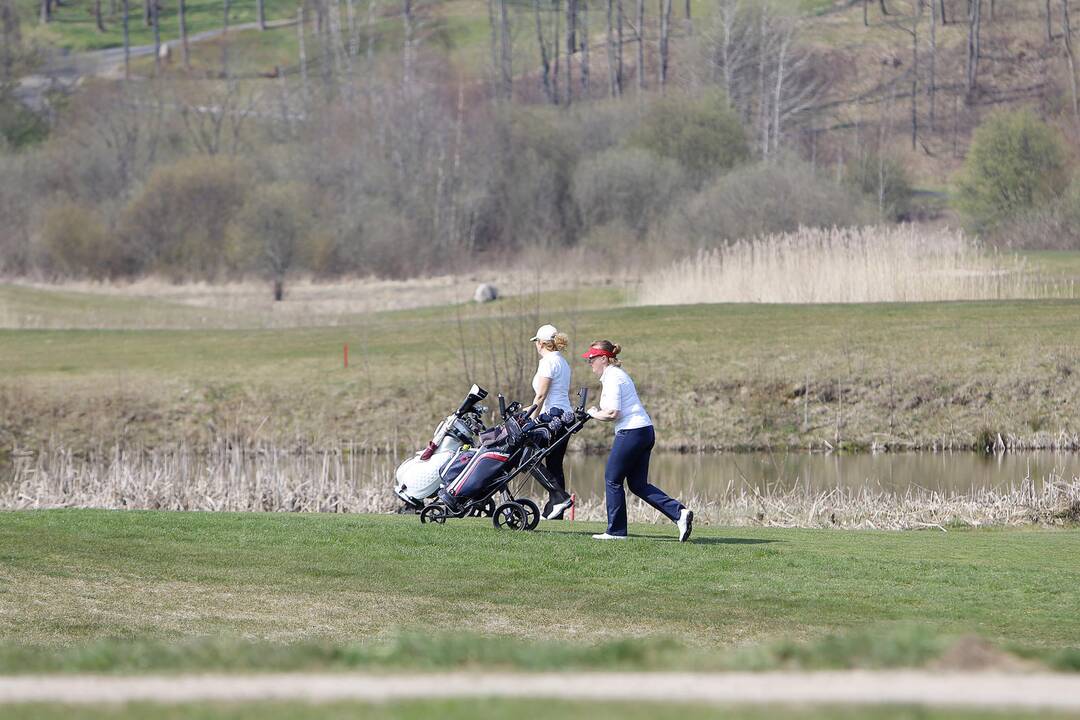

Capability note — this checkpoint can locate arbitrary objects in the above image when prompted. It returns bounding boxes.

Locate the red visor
[581,347,614,360]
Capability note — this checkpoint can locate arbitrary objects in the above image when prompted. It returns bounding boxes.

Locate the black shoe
[544,495,574,520]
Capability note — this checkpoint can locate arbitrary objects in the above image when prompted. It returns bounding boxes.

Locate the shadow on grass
[538,528,778,545]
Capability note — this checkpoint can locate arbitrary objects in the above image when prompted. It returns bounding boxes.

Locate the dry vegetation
[5,444,1079,529]
[637,226,1079,306]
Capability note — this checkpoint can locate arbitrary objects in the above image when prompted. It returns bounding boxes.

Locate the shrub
[572,147,685,238]
[845,151,912,221]
[120,155,249,279]
[994,176,1080,250]
[956,110,1068,232]
[628,90,750,186]
[666,156,873,252]
[37,202,126,279]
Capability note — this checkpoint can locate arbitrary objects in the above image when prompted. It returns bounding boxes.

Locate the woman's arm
[587,406,619,422]
[530,376,551,418]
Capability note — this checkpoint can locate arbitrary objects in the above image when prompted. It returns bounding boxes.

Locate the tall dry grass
[637,226,1078,306]
[4,446,1078,530]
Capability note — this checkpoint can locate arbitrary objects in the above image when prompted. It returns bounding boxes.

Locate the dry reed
[4,446,1078,530]
[637,226,1078,306]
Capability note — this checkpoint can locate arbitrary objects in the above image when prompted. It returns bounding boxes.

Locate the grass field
[1,511,1078,674]
[3,281,1080,453]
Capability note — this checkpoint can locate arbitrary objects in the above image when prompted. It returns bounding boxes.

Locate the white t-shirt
[599,365,653,432]
[533,352,572,414]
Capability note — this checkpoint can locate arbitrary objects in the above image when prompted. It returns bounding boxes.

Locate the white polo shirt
[599,365,652,432]
[533,352,572,414]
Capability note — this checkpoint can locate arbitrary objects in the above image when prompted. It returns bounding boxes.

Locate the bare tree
[636,0,645,91]
[403,0,416,91]
[965,0,981,99]
[939,0,947,23]
[221,0,231,77]
[179,0,190,69]
[566,0,577,104]
[95,0,106,32]
[606,0,618,96]
[535,0,557,102]
[581,0,590,94]
[616,0,624,94]
[1047,0,1054,41]
[297,6,309,102]
[928,0,936,130]
[122,0,129,79]
[151,0,161,74]
[1064,0,1079,124]
[658,0,672,88]
[40,0,50,24]
[257,0,265,30]
[684,0,691,35]
[178,81,256,156]
[143,0,150,26]
[499,0,513,98]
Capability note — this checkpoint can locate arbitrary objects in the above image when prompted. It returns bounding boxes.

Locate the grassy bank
[0,511,1078,672]
[2,285,1080,453]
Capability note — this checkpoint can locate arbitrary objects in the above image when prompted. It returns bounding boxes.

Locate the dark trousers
[544,437,569,507]
[604,425,683,536]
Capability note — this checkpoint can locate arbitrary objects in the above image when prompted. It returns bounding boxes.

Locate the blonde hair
[541,332,570,352]
[589,339,622,366]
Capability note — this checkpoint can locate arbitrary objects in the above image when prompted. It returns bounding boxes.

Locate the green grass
[3,288,1080,452]
[0,511,1078,673]
[5,701,1080,720]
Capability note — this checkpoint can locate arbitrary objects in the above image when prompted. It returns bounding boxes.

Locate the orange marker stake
[344,343,349,369]
[569,493,576,522]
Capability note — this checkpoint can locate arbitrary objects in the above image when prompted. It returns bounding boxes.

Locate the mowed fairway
[1,511,1078,673]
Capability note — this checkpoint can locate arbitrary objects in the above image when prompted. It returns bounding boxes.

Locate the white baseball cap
[530,324,558,342]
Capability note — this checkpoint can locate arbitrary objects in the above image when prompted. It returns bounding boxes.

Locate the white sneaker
[591,533,628,540]
[544,496,574,520]
[677,509,694,542]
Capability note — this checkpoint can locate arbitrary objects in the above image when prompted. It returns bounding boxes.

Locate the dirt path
[2,671,1080,709]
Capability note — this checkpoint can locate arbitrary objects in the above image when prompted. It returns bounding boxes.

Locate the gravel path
[2,671,1080,709]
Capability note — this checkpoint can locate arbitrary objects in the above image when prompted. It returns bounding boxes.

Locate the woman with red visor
[583,340,693,541]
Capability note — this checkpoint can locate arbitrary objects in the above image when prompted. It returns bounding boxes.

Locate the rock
[159,44,171,63]
[473,283,498,303]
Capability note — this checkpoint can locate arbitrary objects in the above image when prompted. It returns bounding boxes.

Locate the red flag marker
[344,343,349,369]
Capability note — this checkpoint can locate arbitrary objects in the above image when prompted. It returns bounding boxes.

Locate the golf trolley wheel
[492,502,529,531]
[515,498,540,531]
[420,504,448,525]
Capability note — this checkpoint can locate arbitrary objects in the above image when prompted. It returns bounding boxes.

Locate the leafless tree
[1064,0,1079,124]
[403,0,416,91]
[566,0,577,104]
[122,0,130,79]
[179,0,190,69]
[178,81,256,156]
[965,0,981,99]
[658,0,672,88]
[606,0,619,96]
[257,0,265,30]
[928,0,936,130]
[40,0,50,24]
[95,0,106,32]
[684,0,691,35]
[636,0,645,91]
[535,0,555,102]
[221,0,231,77]
[151,0,161,74]
[143,0,151,27]
[1047,0,1054,41]
[581,0,590,94]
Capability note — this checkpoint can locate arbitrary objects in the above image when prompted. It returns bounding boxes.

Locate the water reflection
[549,451,1080,503]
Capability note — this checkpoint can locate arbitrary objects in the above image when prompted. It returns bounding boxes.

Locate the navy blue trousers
[604,425,683,536]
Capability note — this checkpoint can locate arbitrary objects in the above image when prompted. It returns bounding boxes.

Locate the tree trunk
[297,6,309,101]
[879,0,888,15]
[152,0,160,72]
[39,0,50,23]
[535,0,555,103]
[95,0,106,31]
[637,0,645,91]
[256,0,264,30]
[498,0,512,99]
[1064,0,1079,124]
[772,30,789,153]
[404,0,415,92]
[911,8,919,151]
[179,0,190,68]
[1047,0,1054,41]
[122,0,130,78]
[143,0,150,26]
[616,0,623,95]
[566,0,576,105]
[606,0,617,96]
[581,0,590,94]
[658,0,672,88]
[684,0,691,34]
[863,0,869,26]
[553,0,561,101]
[221,0,230,76]
[965,0,980,99]
[929,0,936,130]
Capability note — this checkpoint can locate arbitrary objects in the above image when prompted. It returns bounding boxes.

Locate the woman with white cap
[583,339,693,542]
[530,323,575,520]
